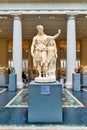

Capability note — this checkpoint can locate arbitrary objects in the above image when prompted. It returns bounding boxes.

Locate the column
[66,15,76,87]
[0,39,8,67]
[13,15,23,88]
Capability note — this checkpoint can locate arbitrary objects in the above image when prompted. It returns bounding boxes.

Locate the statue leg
[41,51,47,77]
[37,61,41,77]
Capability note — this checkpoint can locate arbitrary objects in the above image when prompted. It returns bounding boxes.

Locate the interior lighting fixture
[25,49,28,52]
[0,16,7,19]
[38,16,41,19]
[8,50,12,52]
[49,16,55,19]
[85,15,87,18]
[8,30,10,33]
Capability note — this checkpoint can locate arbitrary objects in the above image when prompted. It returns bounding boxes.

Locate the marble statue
[31,25,61,82]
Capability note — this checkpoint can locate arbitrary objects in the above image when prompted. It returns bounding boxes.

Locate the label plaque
[41,86,50,95]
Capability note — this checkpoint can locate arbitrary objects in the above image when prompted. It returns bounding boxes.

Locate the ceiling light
[8,50,12,52]
[76,49,80,52]
[49,16,55,19]
[85,15,87,18]
[25,50,28,52]
[0,16,7,19]
[38,16,41,19]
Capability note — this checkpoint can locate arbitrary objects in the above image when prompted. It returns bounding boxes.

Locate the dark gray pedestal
[0,74,8,87]
[72,73,81,91]
[28,81,62,123]
[8,74,17,91]
[81,74,87,86]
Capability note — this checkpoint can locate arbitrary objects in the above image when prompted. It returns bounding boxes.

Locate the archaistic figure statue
[47,38,58,78]
[31,25,61,82]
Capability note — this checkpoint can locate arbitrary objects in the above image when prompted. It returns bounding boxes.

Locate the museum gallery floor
[0,86,87,129]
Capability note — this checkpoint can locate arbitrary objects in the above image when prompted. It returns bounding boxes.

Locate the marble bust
[31,25,61,82]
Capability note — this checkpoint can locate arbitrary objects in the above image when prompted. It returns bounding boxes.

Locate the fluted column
[66,15,76,87]
[13,15,23,88]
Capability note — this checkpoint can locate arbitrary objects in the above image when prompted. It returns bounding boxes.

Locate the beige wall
[0,39,8,67]
[56,40,60,69]
[80,38,87,65]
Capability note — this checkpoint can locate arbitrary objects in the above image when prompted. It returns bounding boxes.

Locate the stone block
[28,80,62,123]
[8,74,17,91]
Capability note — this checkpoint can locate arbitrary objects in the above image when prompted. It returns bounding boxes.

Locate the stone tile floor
[0,87,87,129]
[5,88,83,108]
[0,126,87,130]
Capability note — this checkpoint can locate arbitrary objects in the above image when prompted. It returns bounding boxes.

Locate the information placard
[41,86,50,95]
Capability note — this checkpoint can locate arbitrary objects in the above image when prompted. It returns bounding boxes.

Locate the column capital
[67,15,75,21]
[67,11,79,16]
[10,12,22,20]
[66,11,78,20]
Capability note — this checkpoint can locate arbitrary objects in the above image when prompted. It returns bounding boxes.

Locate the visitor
[22,71,27,83]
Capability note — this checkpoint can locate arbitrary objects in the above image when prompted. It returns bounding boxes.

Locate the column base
[35,76,56,83]
[65,81,72,89]
[17,82,25,89]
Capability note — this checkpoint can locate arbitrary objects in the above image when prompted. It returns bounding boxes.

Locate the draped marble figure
[31,25,61,82]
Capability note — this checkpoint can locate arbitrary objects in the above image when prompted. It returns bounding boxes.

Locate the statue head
[36,25,44,35]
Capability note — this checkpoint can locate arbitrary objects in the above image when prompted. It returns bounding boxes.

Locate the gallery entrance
[0,13,87,88]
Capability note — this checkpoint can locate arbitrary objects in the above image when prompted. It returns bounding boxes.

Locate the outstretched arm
[52,29,61,40]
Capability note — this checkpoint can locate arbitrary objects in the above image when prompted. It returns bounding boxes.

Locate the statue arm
[54,41,58,58]
[52,29,61,40]
[31,37,36,57]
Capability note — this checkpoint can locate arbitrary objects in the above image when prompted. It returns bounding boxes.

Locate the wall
[80,38,87,65]
[0,39,8,67]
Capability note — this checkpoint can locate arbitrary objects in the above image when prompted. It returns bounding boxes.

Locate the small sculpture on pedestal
[31,25,61,82]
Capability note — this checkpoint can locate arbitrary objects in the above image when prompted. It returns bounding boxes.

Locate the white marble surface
[13,15,23,88]
[66,15,76,86]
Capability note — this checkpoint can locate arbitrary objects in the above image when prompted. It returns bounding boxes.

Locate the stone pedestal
[35,77,56,83]
[81,74,87,86]
[8,74,17,91]
[72,73,81,91]
[28,81,62,123]
[0,74,8,87]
